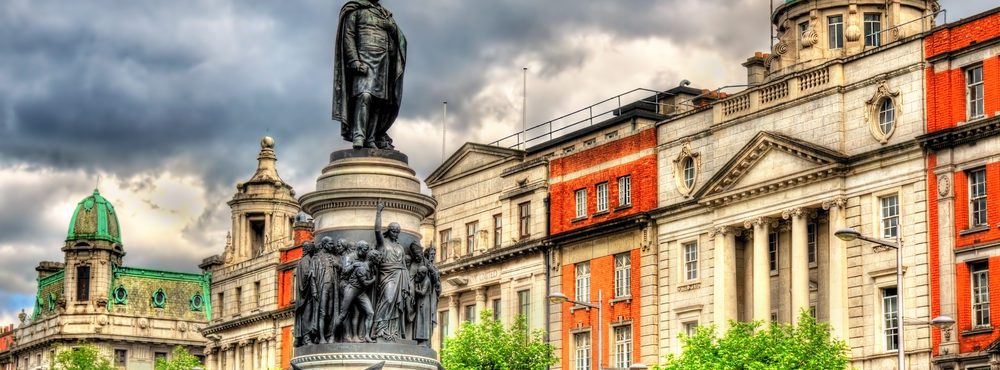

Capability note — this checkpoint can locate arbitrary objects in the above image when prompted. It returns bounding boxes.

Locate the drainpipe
[544,195,552,370]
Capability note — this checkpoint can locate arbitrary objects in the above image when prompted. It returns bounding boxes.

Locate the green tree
[655,311,849,370]
[51,343,115,370]
[441,310,558,370]
[155,345,203,370]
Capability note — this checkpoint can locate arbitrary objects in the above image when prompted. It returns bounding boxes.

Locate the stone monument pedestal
[291,343,441,370]
[295,148,440,370]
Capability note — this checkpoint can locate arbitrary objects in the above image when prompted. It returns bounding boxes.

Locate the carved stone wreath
[864,80,901,144]
[672,142,701,197]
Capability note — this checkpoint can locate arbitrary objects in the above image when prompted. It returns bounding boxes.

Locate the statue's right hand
[352,61,368,73]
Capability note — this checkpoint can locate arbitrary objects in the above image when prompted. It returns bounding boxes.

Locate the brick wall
[281,326,292,370]
[955,256,1000,353]
[559,249,641,369]
[925,12,1000,60]
[953,162,1000,249]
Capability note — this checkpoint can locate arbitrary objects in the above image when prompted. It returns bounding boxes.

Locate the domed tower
[63,188,124,311]
[762,0,939,80]
[225,136,300,265]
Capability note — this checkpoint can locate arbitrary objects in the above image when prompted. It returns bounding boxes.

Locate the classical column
[783,207,809,324]
[475,287,487,318]
[712,226,738,332]
[449,294,460,336]
[225,345,234,370]
[203,347,214,370]
[823,198,849,340]
[265,338,275,369]
[745,217,772,322]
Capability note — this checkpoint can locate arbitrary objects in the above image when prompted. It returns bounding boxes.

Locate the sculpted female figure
[371,201,413,341]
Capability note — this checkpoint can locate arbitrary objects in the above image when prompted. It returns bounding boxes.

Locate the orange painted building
[922,6,1000,368]
[0,324,13,370]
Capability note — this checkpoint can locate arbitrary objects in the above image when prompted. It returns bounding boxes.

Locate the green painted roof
[66,189,122,244]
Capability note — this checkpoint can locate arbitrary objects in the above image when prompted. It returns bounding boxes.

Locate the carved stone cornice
[822,197,847,210]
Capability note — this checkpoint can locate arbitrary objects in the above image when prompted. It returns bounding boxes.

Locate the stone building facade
[922,7,1000,370]
[199,137,302,370]
[9,189,211,370]
[0,325,13,370]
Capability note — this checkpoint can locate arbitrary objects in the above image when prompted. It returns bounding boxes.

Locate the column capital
[822,197,847,210]
[711,226,734,237]
[781,207,804,220]
[450,295,461,309]
[238,339,250,347]
[743,216,772,229]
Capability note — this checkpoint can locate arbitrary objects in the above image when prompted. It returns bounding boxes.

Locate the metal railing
[488,88,666,150]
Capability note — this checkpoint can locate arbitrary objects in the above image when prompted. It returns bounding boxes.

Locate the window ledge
[809,262,818,269]
[677,282,701,292]
[570,304,596,313]
[962,326,994,336]
[609,296,632,305]
[770,270,779,277]
[592,210,610,217]
[960,225,990,236]
[571,216,588,223]
[615,204,633,211]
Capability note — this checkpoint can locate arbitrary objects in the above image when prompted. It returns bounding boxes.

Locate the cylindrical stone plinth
[299,149,436,248]
[292,343,441,370]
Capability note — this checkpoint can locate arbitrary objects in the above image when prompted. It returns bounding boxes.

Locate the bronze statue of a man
[332,0,407,150]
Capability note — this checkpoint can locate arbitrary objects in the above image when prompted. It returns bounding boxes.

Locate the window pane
[466,222,478,255]
[493,214,502,248]
[883,288,899,351]
[970,169,988,226]
[683,157,696,189]
[684,243,698,280]
[972,262,990,327]
[879,99,894,136]
[575,189,587,218]
[574,332,592,370]
[967,66,985,118]
[768,232,778,272]
[519,202,531,238]
[828,16,844,49]
[576,262,591,303]
[618,176,632,206]
[807,223,817,264]
[597,183,609,212]
[864,13,881,46]
[880,195,899,239]
[76,265,91,301]
[614,325,633,368]
[615,253,631,297]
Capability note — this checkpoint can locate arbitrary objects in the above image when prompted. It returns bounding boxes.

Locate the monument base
[291,343,442,370]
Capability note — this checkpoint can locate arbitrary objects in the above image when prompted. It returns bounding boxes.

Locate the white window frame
[882,287,899,351]
[466,221,478,255]
[575,262,591,303]
[878,98,895,136]
[969,168,988,227]
[828,15,844,49]
[864,13,881,47]
[618,176,632,207]
[683,157,696,189]
[596,182,609,213]
[683,242,699,281]
[493,214,502,248]
[574,331,592,370]
[614,253,631,298]
[967,65,985,119]
[517,289,530,328]
[972,261,991,328]
[768,232,779,274]
[879,194,900,240]
[465,304,476,323]
[682,321,699,337]
[439,228,451,261]
[613,324,633,369]
[575,189,588,218]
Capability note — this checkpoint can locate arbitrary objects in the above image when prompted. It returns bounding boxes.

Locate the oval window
[190,294,204,311]
[878,98,894,136]
[152,289,167,308]
[683,157,696,189]
[113,285,128,304]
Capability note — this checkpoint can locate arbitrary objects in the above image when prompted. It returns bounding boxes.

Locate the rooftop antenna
[441,101,448,162]
[522,67,528,150]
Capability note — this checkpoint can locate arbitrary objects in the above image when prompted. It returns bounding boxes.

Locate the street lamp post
[835,227,904,370]
[550,290,603,370]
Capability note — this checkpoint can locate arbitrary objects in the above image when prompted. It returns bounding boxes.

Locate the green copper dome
[66,189,122,244]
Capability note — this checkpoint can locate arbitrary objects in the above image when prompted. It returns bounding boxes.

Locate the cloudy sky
[0,0,993,325]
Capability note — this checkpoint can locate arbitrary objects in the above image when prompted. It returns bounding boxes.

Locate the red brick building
[922,7,1000,369]
[0,324,13,370]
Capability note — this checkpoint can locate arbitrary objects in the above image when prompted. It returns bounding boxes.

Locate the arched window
[878,98,894,136]
[683,157,696,189]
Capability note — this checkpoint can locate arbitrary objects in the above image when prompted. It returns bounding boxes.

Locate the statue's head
[414,265,428,281]
[424,246,436,262]
[335,238,348,255]
[408,241,423,261]
[356,240,371,257]
[347,240,358,252]
[302,241,317,255]
[319,236,334,252]
[385,222,401,240]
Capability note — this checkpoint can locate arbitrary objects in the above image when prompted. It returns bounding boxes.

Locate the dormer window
[828,15,844,49]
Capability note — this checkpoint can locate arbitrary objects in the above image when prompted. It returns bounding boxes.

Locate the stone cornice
[201,307,293,335]
[918,116,1000,151]
[439,238,546,275]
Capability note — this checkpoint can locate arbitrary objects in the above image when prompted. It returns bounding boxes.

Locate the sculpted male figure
[294,241,321,346]
[337,240,377,342]
[332,0,407,149]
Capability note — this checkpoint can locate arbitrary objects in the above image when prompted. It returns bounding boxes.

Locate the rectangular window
[684,242,699,280]
[967,65,985,119]
[235,287,243,314]
[575,262,591,303]
[76,265,91,301]
[809,306,818,318]
[439,229,451,261]
[970,168,988,227]
[882,287,899,351]
[154,352,167,364]
[828,15,844,49]
[217,292,225,316]
[493,298,502,320]
[464,304,476,323]
[605,131,618,140]
[518,290,530,320]
[864,13,881,46]
[493,214,503,248]
[972,261,991,327]
[880,195,900,239]
[519,202,531,239]
[574,332,592,370]
[439,311,449,348]
[618,176,632,206]
[584,138,596,146]
[254,281,261,308]
[614,325,633,369]
[575,189,588,218]
[615,253,632,298]
[466,222,478,255]
[114,349,127,368]
[596,182,609,212]
[768,232,778,273]
[807,223,818,265]
[683,321,698,337]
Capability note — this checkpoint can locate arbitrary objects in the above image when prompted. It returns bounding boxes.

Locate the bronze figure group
[294,201,441,347]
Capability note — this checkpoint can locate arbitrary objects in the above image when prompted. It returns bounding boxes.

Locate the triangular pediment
[426,143,525,186]
[698,132,848,205]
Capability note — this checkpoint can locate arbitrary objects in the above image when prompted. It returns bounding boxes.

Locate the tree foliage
[655,311,849,370]
[441,310,558,370]
[51,343,115,370]
[155,345,204,370]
